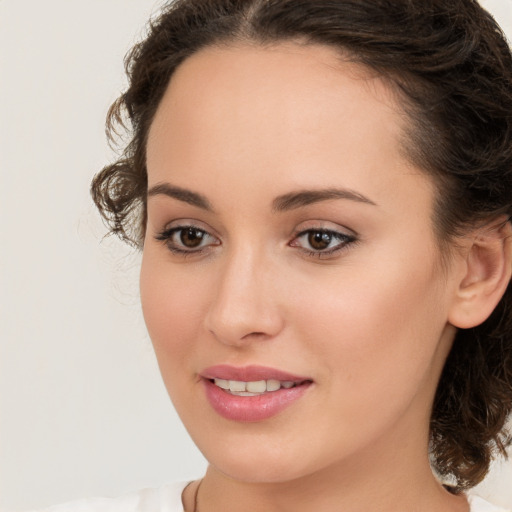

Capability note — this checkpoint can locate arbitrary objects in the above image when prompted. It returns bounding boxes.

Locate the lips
[201,364,309,382]
[200,365,313,422]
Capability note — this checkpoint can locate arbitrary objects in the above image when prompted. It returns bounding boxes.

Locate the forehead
[147,42,406,170]
[146,42,431,217]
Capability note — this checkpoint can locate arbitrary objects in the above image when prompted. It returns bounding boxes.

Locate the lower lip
[202,379,311,422]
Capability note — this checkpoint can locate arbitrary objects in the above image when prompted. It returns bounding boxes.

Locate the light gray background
[1,1,511,510]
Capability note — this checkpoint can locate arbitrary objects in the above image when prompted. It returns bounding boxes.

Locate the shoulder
[25,481,189,512]
[468,494,512,512]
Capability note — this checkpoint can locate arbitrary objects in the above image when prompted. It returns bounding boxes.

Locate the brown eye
[155,224,219,254]
[290,228,356,257]
[180,227,205,248]
[308,231,333,250]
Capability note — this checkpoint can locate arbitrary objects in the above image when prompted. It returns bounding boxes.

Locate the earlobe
[448,217,512,329]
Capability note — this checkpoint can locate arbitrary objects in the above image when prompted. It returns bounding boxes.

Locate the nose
[204,247,285,347]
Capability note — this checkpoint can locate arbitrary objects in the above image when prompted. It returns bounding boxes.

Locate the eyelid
[292,219,358,238]
[158,217,217,233]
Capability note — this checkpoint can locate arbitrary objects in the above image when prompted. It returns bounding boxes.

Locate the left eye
[291,229,355,254]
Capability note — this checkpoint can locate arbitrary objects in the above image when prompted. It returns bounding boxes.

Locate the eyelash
[290,228,357,258]
[155,225,357,259]
[155,225,218,256]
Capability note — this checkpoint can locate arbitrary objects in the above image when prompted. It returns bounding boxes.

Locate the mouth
[200,365,313,422]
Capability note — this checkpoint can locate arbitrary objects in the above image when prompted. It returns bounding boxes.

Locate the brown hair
[91,0,512,490]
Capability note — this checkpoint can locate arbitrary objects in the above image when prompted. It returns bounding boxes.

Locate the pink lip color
[201,365,312,422]
[201,364,309,382]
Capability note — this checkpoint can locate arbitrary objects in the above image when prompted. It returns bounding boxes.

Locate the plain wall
[1,1,511,510]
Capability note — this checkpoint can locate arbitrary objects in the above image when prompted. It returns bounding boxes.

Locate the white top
[26,481,511,512]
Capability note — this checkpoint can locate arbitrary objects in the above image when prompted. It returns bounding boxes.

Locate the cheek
[288,250,451,416]
[139,250,209,372]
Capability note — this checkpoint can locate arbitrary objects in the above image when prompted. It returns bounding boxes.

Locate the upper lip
[201,364,311,382]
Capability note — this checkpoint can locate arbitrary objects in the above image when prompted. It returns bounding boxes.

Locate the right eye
[155,225,220,255]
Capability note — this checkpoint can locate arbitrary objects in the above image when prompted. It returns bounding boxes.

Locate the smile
[212,378,298,396]
[201,365,313,422]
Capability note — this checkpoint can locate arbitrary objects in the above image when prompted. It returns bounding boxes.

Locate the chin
[190,424,339,484]
[208,453,311,484]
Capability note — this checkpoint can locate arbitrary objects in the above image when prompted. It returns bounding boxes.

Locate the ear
[448,217,512,329]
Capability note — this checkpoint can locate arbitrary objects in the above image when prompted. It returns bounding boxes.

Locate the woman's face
[141,43,462,483]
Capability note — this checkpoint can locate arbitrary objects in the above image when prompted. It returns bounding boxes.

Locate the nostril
[241,331,267,340]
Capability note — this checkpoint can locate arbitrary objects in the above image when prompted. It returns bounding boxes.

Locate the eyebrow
[147,183,213,211]
[147,182,376,212]
[272,188,377,212]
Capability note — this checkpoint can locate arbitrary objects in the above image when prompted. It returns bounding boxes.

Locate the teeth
[229,380,246,392]
[246,380,266,393]
[213,378,298,394]
[266,379,281,392]
[214,379,230,390]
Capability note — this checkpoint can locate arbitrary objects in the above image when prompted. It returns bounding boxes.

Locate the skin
[141,42,471,512]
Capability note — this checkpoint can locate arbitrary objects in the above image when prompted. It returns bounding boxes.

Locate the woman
[43,0,512,510]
